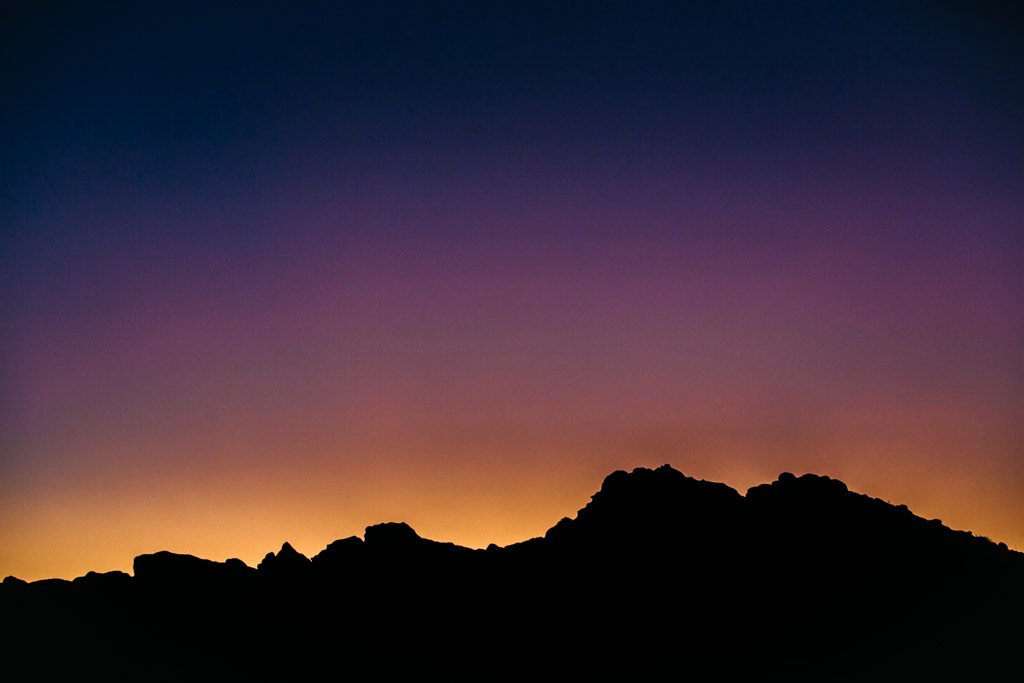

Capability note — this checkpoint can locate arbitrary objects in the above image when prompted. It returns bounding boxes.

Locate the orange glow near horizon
[3,419,1021,581]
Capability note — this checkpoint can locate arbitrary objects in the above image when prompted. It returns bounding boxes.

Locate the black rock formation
[2,465,1021,681]
[257,541,311,581]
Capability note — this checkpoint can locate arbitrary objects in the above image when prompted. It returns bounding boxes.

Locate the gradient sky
[3,2,1022,580]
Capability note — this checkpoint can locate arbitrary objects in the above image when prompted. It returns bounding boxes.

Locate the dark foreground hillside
[3,465,1021,680]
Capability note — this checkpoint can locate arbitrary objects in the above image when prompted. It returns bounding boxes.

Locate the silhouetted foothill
[72,570,132,590]
[2,465,1021,681]
[577,464,743,526]
[364,521,422,546]
[311,535,364,573]
[258,542,312,579]
[134,550,255,590]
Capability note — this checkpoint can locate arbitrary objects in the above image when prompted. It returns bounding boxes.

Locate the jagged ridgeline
[2,466,1021,680]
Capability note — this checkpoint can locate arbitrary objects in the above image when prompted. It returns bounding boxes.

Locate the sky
[2,1,1022,580]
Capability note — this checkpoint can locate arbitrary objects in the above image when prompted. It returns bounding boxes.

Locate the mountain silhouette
[2,465,1021,680]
